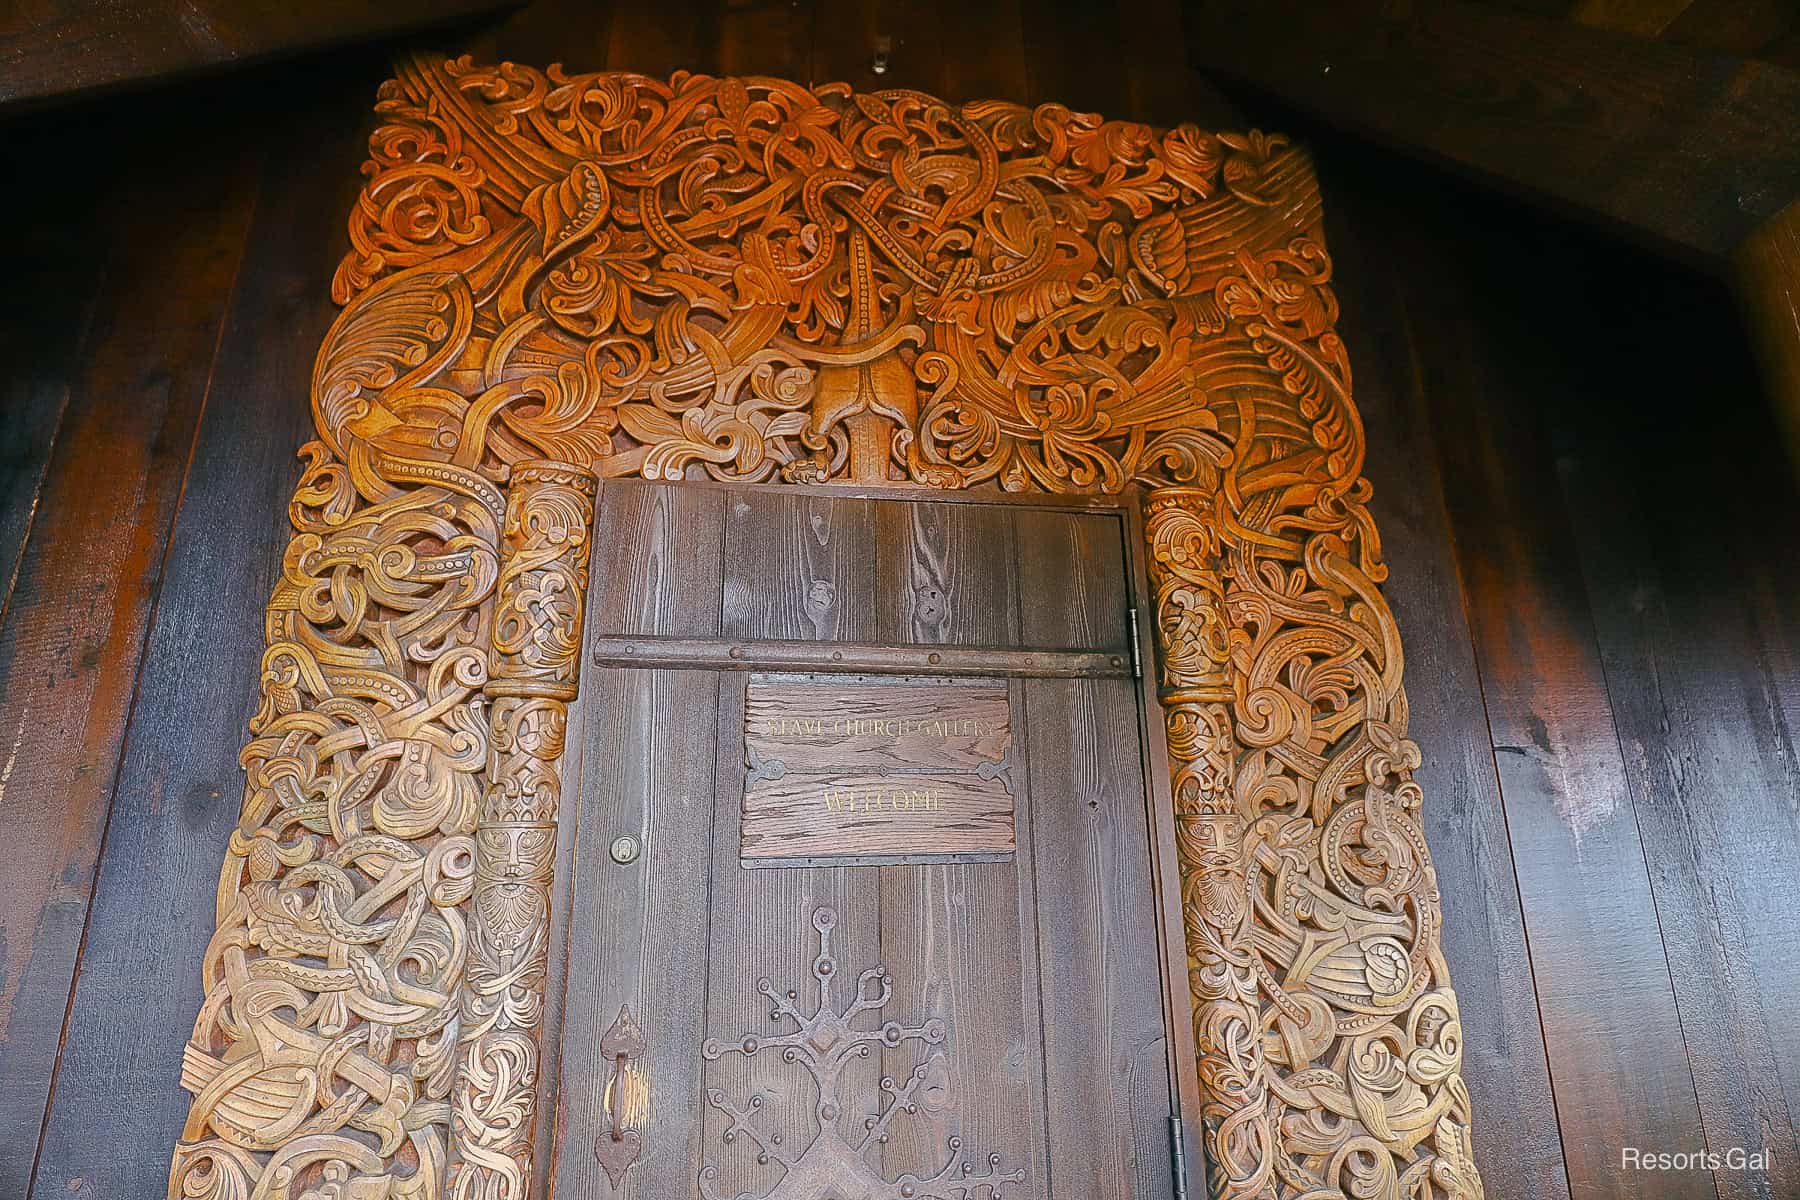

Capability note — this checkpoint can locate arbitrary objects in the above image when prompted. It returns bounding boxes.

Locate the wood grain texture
[7,5,1792,1199]
[1017,511,1176,1200]
[867,492,1049,1191]
[1182,0,1800,262]
[1545,248,1800,1198]
[746,678,1012,770]
[0,148,104,636]
[1314,151,1571,1200]
[740,770,1016,864]
[28,67,379,1200]
[589,635,1132,676]
[697,651,889,1200]
[0,107,257,1198]
[1419,244,1709,1200]
[724,494,880,644]
[551,479,728,1199]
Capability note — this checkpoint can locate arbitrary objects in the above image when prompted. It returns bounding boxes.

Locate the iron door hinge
[1129,607,1145,679]
[1170,1115,1191,1200]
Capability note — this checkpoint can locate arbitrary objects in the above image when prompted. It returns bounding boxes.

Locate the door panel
[723,491,879,642]
[553,481,1182,1199]
[556,666,721,1199]
[872,498,1021,646]
[1023,674,1177,1199]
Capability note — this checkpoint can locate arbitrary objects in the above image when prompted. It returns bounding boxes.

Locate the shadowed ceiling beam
[1183,0,1800,265]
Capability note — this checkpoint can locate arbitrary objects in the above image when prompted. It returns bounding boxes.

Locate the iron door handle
[594,1005,646,1187]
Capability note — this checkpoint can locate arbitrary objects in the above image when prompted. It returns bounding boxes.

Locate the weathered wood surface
[739,770,1017,864]
[0,2,1795,1198]
[1413,232,1710,1200]
[590,635,1132,676]
[1332,144,1800,1196]
[556,481,1172,1197]
[741,677,1018,864]
[0,0,515,107]
[552,484,726,1199]
[1315,154,1572,1200]
[25,69,382,1200]
[746,679,1013,770]
[1014,505,1177,1199]
[1182,0,1800,264]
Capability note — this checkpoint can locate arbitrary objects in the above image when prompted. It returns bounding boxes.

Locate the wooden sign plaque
[740,675,1016,866]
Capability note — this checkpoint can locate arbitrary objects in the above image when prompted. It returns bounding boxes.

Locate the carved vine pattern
[167,54,1484,1200]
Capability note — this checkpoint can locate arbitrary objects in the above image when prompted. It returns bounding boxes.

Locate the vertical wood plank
[1114,0,1240,126]
[809,0,910,91]
[604,0,723,76]
[0,133,108,1185]
[1316,153,1571,1199]
[592,482,728,639]
[0,133,103,634]
[1417,229,1712,1200]
[925,0,1029,103]
[718,0,815,81]
[722,492,877,643]
[1014,510,1130,652]
[1021,0,1130,113]
[554,668,723,1197]
[698,684,888,1196]
[0,97,260,1198]
[27,63,384,1200]
[873,499,1018,647]
[551,481,728,1196]
[1016,509,1174,1198]
[868,500,1047,1187]
[1550,266,1800,1198]
[706,487,883,1194]
[1733,202,1800,476]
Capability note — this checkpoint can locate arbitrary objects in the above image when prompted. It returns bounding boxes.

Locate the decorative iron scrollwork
[698,906,1025,1199]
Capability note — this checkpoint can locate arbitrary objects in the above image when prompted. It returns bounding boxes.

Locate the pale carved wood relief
[167,54,1484,1200]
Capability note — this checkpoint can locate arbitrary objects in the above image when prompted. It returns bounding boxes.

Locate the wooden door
[547,480,1194,1200]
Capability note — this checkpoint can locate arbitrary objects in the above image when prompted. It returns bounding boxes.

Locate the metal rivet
[609,835,641,865]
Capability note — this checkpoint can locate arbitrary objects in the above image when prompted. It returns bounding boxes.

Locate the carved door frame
[167,55,1485,1200]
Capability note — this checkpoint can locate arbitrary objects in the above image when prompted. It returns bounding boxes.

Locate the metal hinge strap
[1170,1115,1190,1200]
[1129,607,1144,679]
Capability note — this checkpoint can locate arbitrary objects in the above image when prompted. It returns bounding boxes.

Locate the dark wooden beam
[1182,0,1800,265]
[0,1,517,108]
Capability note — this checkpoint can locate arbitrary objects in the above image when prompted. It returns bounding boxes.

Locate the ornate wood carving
[166,53,1484,1200]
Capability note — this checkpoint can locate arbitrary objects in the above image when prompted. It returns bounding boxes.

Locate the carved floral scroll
[168,54,1484,1200]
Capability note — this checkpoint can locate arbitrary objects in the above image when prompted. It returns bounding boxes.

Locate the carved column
[1145,488,1274,1200]
[451,460,597,1200]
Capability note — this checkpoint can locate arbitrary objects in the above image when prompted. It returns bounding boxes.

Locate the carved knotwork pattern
[168,53,1483,1200]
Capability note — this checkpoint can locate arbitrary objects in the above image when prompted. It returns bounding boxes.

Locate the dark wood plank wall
[0,3,1793,1198]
